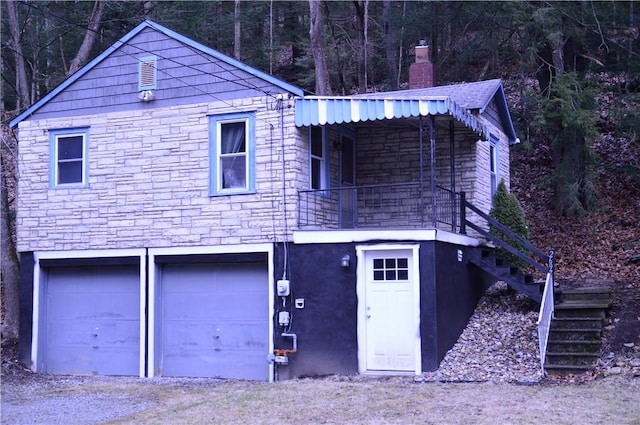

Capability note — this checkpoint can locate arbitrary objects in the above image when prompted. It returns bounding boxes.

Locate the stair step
[555,300,613,309]
[548,328,602,340]
[544,364,595,374]
[469,248,543,303]
[550,317,603,330]
[545,352,599,366]
[562,286,612,296]
[554,301,610,319]
[547,340,601,353]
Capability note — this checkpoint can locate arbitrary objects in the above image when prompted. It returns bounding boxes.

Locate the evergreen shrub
[489,179,530,268]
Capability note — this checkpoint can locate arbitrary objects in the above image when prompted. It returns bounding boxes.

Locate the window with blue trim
[210,113,255,195]
[50,128,89,188]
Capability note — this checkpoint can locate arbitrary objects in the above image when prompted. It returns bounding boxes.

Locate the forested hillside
[2,1,639,339]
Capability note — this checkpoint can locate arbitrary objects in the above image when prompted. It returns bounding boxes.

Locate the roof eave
[10,21,150,129]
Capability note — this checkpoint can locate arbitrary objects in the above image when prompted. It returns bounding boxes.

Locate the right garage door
[160,262,269,380]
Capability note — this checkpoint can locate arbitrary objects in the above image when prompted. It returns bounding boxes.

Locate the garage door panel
[93,296,139,320]
[92,348,141,375]
[160,262,268,380]
[47,320,96,346]
[47,293,95,319]
[93,320,140,349]
[163,321,267,350]
[162,349,267,379]
[163,292,264,321]
[44,265,140,376]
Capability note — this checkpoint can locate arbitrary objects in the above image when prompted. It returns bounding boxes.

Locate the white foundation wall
[16,97,304,252]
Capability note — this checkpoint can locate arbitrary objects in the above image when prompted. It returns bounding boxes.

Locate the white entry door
[359,247,420,373]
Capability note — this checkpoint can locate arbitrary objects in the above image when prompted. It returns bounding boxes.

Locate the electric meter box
[277,279,290,296]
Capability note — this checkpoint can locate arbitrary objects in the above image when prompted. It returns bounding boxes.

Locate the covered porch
[294,90,509,233]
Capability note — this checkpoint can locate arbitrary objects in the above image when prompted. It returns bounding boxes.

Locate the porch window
[489,136,498,201]
[209,112,256,195]
[49,128,89,188]
[310,126,328,189]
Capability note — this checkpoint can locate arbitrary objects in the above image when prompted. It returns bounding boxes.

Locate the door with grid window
[363,249,417,371]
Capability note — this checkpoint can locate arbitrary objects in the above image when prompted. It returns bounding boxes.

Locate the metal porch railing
[298,183,459,230]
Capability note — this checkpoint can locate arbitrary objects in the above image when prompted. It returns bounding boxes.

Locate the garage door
[160,262,268,380]
[44,265,140,375]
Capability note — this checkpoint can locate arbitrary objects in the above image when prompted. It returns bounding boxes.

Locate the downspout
[279,96,288,281]
[419,116,424,227]
[449,121,457,232]
[430,116,437,227]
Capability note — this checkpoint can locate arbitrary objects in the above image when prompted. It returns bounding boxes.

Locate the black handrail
[459,191,550,274]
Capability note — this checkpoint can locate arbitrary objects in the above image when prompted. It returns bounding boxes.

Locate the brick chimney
[409,41,435,89]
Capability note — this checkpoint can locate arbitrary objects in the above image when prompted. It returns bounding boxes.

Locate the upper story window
[139,56,157,90]
[209,112,255,195]
[489,135,498,201]
[310,126,328,190]
[49,128,89,188]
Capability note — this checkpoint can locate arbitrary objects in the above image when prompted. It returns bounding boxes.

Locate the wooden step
[548,328,602,341]
[544,363,596,374]
[550,317,603,330]
[561,286,612,296]
[546,339,601,353]
[545,352,600,367]
[554,301,610,318]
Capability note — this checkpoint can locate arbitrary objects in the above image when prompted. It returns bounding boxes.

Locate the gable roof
[10,20,304,129]
[294,79,518,144]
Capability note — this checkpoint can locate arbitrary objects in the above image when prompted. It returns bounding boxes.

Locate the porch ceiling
[294,96,487,137]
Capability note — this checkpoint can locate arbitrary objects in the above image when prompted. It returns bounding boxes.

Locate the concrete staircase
[544,287,613,374]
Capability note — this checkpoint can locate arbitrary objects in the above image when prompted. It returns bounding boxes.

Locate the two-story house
[10,20,537,381]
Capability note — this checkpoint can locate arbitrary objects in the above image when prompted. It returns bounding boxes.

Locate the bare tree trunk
[309,0,332,95]
[1,130,20,341]
[5,0,30,112]
[234,0,242,60]
[353,1,368,93]
[67,0,106,76]
[383,0,398,89]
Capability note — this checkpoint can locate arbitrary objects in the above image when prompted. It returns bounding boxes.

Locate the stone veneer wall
[16,97,306,252]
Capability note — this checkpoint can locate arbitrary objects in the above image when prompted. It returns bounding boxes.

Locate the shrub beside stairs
[545,287,613,374]
[460,189,613,375]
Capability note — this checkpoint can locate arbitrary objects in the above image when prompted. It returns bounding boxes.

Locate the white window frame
[49,128,89,188]
[209,112,256,196]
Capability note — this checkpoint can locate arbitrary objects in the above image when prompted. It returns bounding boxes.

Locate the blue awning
[294,95,487,137]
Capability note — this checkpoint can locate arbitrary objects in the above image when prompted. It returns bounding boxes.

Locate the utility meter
[277,279,290,297]
[278,311,290,327]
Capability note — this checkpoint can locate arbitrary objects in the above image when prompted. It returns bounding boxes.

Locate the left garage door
[44,265,140,375]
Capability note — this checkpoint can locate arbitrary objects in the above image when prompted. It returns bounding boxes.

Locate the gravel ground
[2,281,639,424]
[422,282,543,383]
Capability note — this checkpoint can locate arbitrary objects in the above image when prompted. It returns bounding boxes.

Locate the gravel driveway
[2,370,640,425]
[3,281,638,424]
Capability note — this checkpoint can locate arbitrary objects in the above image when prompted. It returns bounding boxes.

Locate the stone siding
[16,97,305,252]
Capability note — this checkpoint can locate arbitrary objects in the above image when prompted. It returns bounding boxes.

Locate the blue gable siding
[11,21,303,127]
